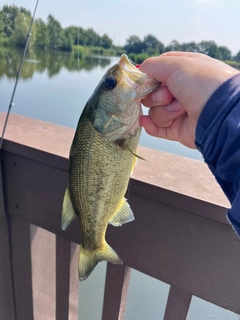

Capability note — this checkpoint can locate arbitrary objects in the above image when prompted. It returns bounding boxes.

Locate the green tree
[78,27,88,46]
[60,28,74,51]
[124,35,143,54]
[181,41,198,52]
[1,5,31,38]
[218,46,231,60]
[101,34,112,49]
[13,13,35,47]
[165,40,181,52]
[142,34,164,55]
[85,28,100,46]
[233,50,240,62]
[197,40,220,59]
[35,18,49,49]
[47,14,63,50]
[19,6,31,16]
[65,26,79,45]
[1,5,19,37]
[0,10,4,42]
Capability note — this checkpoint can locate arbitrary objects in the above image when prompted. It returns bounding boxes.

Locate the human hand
[140,52,240,149]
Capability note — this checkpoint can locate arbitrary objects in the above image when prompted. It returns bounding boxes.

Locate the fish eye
[104,76,117,90]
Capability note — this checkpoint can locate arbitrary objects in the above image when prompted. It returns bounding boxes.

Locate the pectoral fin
[125,145,146,160]
[62,188,77,230]
[109,198,134,227]
[117,139,146,161]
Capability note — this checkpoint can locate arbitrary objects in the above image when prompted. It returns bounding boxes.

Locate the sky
[1,0,240,55]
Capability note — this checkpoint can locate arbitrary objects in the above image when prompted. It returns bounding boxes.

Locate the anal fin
[61,187,77,230]
[109,198,134,227]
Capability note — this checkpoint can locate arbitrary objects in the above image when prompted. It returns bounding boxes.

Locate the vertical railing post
[163,285,192,320]
[56,235,71,320]
[9,216,34,320]
[0,156,15,320]
[102,264,131,320]
[1,150,34,320]
[0,156,5,218]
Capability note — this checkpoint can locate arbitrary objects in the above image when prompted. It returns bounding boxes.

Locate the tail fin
[79,243,122,281]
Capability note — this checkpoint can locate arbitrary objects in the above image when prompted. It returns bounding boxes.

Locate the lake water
[0,48,239,320]
[0,48,203,161]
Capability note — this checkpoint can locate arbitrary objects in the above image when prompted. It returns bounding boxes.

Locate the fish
[61,54,159,281]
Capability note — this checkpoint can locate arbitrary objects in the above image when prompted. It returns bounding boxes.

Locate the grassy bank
[223,60,240,69]
[73,45,126,59]
[129,53,240,68]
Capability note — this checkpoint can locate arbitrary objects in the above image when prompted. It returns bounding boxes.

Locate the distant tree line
[1,4,240,63]
[0,5,113,51]
[124,35,240,62]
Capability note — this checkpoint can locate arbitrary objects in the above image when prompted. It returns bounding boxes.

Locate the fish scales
[69,110,139,250]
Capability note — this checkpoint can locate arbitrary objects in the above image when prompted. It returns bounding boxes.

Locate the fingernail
[152,89,163,103]
[167,104,182,112]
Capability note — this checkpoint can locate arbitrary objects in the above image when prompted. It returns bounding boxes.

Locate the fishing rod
[0,0,40,151]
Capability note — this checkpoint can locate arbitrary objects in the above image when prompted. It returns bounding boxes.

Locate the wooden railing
[0,113,240,320]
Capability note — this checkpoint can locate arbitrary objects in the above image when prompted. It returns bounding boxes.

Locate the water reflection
[0,48,112,80]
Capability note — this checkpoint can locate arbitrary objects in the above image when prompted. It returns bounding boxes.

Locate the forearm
[195,74,240,235]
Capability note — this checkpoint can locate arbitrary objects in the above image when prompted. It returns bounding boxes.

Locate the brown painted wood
[0,113,229,224]
[107,192,240,315]
[9,216,33,320]
[0,113,229,209]
[68,243,79,320]
[2,152,80,244]
[56,235,71,320]
[30,225,57,319]
[163,286,192,320]
[0,156,15,319]
[130,178,229,225]
[0,217,15,320]
[0,157,5,218]
[0,112,74,162]
[118,266,131,320]
[102,264,131,320]
[1,114,240,316]
[3,150,240,314]
[2,139,228,226]
[4,140,69,171]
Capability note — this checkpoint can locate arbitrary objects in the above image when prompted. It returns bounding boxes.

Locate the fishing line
[77,26,80,69]
[0,0,40,151]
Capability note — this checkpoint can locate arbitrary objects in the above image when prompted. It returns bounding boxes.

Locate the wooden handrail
[0,113,239,320]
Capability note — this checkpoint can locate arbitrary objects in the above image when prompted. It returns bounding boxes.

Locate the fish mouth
[119,54,140,74]
[119,54,159,98]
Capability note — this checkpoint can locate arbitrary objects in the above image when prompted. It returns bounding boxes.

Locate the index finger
[141,84,173,108]
[139,52,201,83]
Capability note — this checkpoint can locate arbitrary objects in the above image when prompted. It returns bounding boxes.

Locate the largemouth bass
[62,54,158,281]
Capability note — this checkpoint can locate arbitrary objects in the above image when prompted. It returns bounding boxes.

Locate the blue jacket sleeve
[195,73,240,236]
